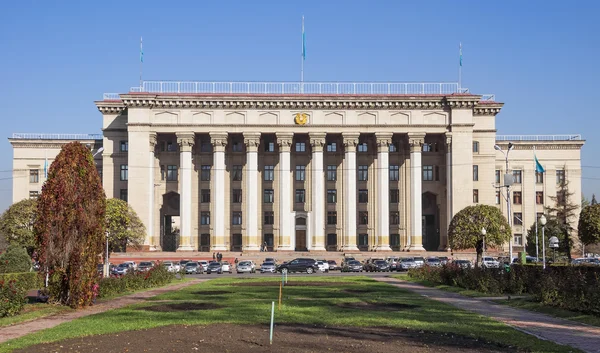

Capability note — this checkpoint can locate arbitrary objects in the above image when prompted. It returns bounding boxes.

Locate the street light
[93,147,104,157]
[481,227,487,266]
[495,143,514,262]
[540,214,547,269]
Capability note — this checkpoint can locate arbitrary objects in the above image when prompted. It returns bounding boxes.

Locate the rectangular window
[514,234,523,246]
[326,142,337,152]
[295,165,306,181]
[201,141,212,153]
[473,165,479,181]
[232,212,242,225]
[536,172,544,184]
[327,165,337,181]
[201,212,210,225]
[263,189,274,203]
[495,170,501,184]
[423,165,433,181]
[389,165,399,181]
[29,191,39,199]
[232,189,242,203]
[389,142,398,152]
[358,142,368,152]
[29,169,39,183]
[120,140,128,152]
[167,165,178,181]
[358,189,368,203]
[264,212,274,225]
[513,212,523,226]
[556,191,566,206]
[359,211,368,225]
[390,189,399,203]
[295,142,306,152]
[327,211,337,225]
[358,165,368,181]
[232,142,243,152]
[473,141,479,153]
[167,141,177,152]
[120,165,128,181]
[232,165,242,181]
[513,191,522,204]
[327,189,337,203]
[264,141,275,152]
[536,191,544,204]
[201,189,210,203]
[473,189,479,203]
[201,165,211,181]
[264,165,274,181]
[390,211,400,225]
[422,143,432,152]
[495,190,501,205]
[119,189,128,202]
[295,189,305,203]
[513,170,522,184]
[556,170,565,184]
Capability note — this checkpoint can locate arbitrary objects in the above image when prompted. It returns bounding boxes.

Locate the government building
[9,81,585,253]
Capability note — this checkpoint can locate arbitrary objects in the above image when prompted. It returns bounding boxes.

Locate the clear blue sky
[1,0,599,211]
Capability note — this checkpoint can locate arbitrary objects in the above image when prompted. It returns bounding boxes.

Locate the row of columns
[147,131,447,252]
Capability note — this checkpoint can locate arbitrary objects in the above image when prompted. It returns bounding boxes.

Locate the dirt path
[375,277,600,353]
[0,279,205,344]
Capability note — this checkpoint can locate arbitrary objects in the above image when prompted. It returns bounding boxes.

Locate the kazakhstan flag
[535,154,545,173]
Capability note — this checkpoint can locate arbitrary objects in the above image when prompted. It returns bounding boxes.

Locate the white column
[443,133,452,250]
[342,133,359,251]
[408,133,425,251]
[376,133,393,251]
[148,132,161,251]
[243,132,261,250]
[310,133,326,251]
[177,132,195,251]
[277,133,294,250]
[211,132,228,251]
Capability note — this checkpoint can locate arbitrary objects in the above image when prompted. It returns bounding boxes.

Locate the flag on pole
[535,154,545,173]
[459,42,463,67]
[44,151,48,179]
[140,37,144,63]
[302,16,306,61]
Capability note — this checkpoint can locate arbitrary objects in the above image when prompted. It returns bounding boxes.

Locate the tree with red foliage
[34,142,106,308]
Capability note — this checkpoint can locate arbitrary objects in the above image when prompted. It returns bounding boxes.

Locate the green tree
[547,177,579,261]
[106,198,145,252]
[448,205,511,266]
[526,218,568,259]
[0,245,31,273]
[0,199,37,255]
[582,196,590,208]
[592,194,598,205]
[578,204,600,246]
[34,142,106,308]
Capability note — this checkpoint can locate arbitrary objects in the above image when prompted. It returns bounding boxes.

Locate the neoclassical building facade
[9,82,585,253]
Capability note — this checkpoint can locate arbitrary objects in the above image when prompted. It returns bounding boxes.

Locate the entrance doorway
[160,192,180,252]
[326,233,337,251]
[199,233,210,252]
[231,234,242,252]
[422,192,440,251]
[295,216,307,251]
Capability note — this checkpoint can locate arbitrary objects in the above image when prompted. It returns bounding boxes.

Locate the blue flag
[140,37,144,63]
[535,154,545,173]
[459,42,462,67]
[302,18,306,60]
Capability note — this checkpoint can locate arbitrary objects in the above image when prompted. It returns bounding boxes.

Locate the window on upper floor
[264,212,274,225]
[232,165,242,181]
[390,212,400,225]
[536,172,544,184]
[120,165,128,181]
[513,191,522,204]
[295,165,306,181]
[264,141,275,152]
[358,189,368,203]
[264,189,274,203]
[264,165,274,181]
[232,212,242,225]
[389,142,398,152]
[232,189,242,203]
[120,140,128,152]
[358,142,368,152]
[29,169,39,183]
[513,212,523,226]
[358,165,368,181]
[390,189,400,204]
[473,189,479,203]
[201,189,210,203]
[472,141,479,153]
[201,212,210,225]
[327,165,337,181]
[295,189,305,203]
[120,189,128,202]
[389,165,399,181]
[495,170,501,184]
[295,142,306,152]
[201,165,211,181]
[423,166,433,181]
[327,189,337,203]
[326,142,337,152]
[556,170,565,184]
[536,191,544,204]
[513,170,522,184]
[167,165,178,181]
[473,165,479,181]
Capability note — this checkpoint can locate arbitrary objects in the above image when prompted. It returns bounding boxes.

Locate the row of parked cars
[340,256,475,272]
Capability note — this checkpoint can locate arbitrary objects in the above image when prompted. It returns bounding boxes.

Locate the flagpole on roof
[301,16,305,93]
[458,42,462,91]
[140,36,144,91]
[534,146,539,261]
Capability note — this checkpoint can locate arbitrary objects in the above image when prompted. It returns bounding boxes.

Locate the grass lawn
[0,276,581,353]
[494,298,600,327]
[0,304,73,328]
[391,274,493,298]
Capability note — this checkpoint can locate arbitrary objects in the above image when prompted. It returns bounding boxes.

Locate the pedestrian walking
[212,252,216,261]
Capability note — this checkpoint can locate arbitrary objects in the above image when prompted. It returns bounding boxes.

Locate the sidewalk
[376,277,600,353]
[0,279,205,344]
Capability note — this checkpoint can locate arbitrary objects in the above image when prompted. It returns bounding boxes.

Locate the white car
[316,261,329,272]
[221,261,233,274]
[412,257,425,268]
[162,261,177,273]
[122,261,137,270]
[236,260,256,273]
[482,256,500,268]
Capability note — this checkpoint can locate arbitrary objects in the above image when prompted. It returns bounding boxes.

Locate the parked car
[372,260,390,272]
[341,257,356,268]
[276,258,318,274]
[198,260,209,272]
[237,260,256,274]
[342,260,364,272]
[317,259,329,270]
[97,263,114,274]
[178,260,191,271]
[426,257,442,267]
[438,256,449,265]
[453,259,472,269]
[397,258,418,271]
[264,257,277,265]
[162,261,177,273]
[113,263,132,275]
[482,256,500,268]
[386,257,400,271]
[572,257,600,266]
[138,261,155,272]
[260,261,277,273]
[206,262,223,274]
[122,261,137,270]
[413,257,425,268]
[221,261,233,273]
[327,260,340,271]
[363,259,382,272]
[185,262,201,274]
[316,261,329,272]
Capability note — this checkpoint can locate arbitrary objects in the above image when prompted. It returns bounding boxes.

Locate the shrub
[0,245,31,273]
[98,264,175,298]
[0,272,40,291]
[0,279,27,317]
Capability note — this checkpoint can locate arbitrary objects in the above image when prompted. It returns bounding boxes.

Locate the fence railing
[103,93,121,100]
[11,133,103,140]
[496,135,583,141]
[126,81,469,96]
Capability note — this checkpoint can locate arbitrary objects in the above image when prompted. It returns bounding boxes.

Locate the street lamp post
[540,214,547,269]
[494,143,514,262]
[481,227,487,267]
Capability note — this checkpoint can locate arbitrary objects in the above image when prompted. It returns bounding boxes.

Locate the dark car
[373,260,390,272]
[364,259,384,272]
[453,259,472,269]
[426,257,442,267]
[342,260,364,272]
[185,262,202,274]
[206,262,223,274]
[327,260,340,271]
[276,258,318,274]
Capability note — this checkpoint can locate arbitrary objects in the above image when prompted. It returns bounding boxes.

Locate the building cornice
[94,100,126,114]
[474,102,504,116]
[126,123,450,129]
[495,141,584,150]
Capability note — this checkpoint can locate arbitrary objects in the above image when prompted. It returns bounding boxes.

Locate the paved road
[185,270,394,279]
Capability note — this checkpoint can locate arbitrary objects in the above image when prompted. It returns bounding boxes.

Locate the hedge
[98,264,176,298]
[408,264,600,315]
[0,272,40,291]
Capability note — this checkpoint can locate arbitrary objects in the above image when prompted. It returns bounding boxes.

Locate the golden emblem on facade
[294,113,308,125]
